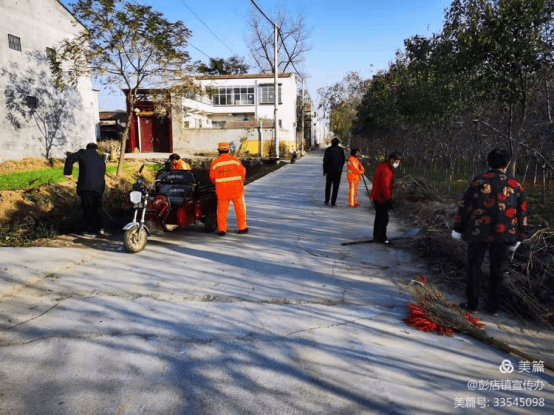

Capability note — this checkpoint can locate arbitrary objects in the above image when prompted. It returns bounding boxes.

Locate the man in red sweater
[370,152,402,244]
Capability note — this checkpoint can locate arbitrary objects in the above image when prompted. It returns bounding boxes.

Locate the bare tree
[245,4,312,75]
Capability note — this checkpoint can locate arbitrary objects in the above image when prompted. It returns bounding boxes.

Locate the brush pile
[395,175,554,327]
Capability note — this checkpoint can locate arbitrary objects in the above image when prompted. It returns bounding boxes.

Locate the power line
[178,0,234,54]
[188,42,212,59]
[249,0,304,80]
[278,31,305,80]
[250,0,276,27]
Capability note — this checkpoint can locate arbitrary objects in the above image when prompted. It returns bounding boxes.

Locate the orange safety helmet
[218,142,230,152]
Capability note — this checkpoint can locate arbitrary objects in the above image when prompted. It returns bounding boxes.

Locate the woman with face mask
[370,152,402,244]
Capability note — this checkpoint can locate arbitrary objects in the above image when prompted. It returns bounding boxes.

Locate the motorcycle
[123,163,217,253]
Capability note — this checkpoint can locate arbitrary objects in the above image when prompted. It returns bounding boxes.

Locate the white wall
[0,0,99,162]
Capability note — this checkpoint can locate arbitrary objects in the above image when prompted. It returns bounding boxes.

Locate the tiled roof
[192,73,294,81]
[99,111,126,120]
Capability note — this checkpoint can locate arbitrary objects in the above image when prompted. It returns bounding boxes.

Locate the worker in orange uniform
[209,142,248,236]
[346,148,365,207]
[169,153,192,170]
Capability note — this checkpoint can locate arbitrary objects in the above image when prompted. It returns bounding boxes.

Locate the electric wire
[249,0,277,27]
[189,43,212,59]
[250,0,305,80]
[178,0,234,54]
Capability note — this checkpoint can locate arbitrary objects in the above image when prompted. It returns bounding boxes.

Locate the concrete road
[1,150,553,414]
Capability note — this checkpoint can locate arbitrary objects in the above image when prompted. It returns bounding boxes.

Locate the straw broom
[405,275,554,372]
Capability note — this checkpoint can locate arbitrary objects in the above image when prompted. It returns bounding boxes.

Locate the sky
[60,0,452,111]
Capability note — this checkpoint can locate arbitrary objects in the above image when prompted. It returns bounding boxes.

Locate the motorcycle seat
[156,183,196,205]
[156,170,197,185]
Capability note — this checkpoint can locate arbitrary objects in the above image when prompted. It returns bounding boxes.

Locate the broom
[406,275,554,372]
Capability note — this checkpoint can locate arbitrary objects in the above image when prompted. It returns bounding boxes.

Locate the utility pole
[274,24,279,159]
[250,0,280,159]
[301,78,305,154]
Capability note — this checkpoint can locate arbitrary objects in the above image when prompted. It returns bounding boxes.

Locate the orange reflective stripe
[215,176,242,183]
[212,160,241,169]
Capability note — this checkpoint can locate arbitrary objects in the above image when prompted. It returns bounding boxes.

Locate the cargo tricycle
[123,164,217,252]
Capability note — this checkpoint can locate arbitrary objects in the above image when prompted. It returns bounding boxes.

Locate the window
[212,86,254,106]
[26,96,38,110]
[8,34,21,51]
[184,121,190,128]
[259,84,282,104]
[212,121,226,128]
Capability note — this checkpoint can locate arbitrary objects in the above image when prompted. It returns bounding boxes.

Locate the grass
[0,158,287,246]
[0,165,125,191]
[244,161,286,185]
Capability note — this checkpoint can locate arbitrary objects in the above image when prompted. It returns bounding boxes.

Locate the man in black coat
[323,138,346,206]
[64,142,106,237]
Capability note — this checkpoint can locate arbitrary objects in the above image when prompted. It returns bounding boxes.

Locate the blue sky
[60,0,452,111]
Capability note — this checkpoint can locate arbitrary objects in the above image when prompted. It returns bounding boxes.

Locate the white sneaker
[99,228,107,236]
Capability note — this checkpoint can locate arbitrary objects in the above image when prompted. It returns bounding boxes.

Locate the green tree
[197,55,249,75]
[442,0,554,176]
[329,101,355,144]
[317,71,370,147]
[50,0,194,175]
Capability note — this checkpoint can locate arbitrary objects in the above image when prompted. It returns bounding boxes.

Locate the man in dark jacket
[370,152,402,244]
[64,143,106,237]
[452,148,527,315]
[323,138,346,206]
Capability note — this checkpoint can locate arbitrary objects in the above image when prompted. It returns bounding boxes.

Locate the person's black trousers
[325,172,342,205]
[466,241,510,313]
[373,200,390,242]
[81,190,103,233]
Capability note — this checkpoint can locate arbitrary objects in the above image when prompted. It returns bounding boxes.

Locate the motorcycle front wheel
[124,227,148,253]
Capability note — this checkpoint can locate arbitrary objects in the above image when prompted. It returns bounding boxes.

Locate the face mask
[392,162,400,169]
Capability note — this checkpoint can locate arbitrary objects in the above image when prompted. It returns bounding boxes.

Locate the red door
[140,116,154,152]
[152,117,171,152]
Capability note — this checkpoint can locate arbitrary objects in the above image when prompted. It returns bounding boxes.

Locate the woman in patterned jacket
[452,148,528,315]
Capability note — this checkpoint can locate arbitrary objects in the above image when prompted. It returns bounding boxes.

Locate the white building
[0,0,99,162]
[174,73,298,155]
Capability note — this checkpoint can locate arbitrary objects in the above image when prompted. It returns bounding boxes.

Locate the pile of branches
[394,175,554,327]
[507,228,554,324]
[406,276,554,370]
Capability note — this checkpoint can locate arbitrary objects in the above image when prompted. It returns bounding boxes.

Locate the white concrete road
[1,150,553,414]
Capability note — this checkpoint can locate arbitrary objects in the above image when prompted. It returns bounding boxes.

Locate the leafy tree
[329,102,356,144]
[442,0,554,175]
[317,71,370,147]
[245,4,312,75]
[196,55,249,75]
[50,0,194,175]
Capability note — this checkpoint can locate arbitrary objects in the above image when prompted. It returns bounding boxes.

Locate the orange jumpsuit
[172,159,192,170]
[346,156,365,207]
[209,153,247,232]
